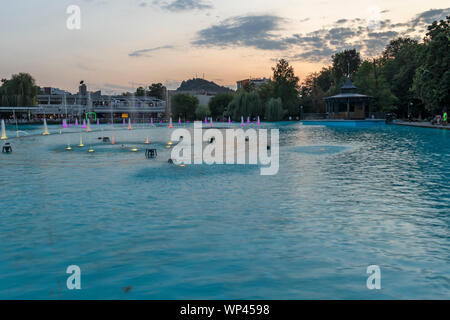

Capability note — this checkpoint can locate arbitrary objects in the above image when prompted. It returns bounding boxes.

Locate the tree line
[300,16,449,118]
[172,16,449,121]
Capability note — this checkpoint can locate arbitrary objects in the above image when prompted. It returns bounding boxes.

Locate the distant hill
[176,78,234,94]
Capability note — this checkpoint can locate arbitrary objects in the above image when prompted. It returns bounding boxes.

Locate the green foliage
[226,91,263,121]
[136,87,146,97]
[195,105,211,120]
[148,83,165,99]
[353,60,398,113]
[381,38,423,115]
[0,73,40,107]
[331,49,362,84]
[412,16,450,114]
[171,93,199,121]
[265,98,285,121]
[271,59,300,116]
[208,93,233,118]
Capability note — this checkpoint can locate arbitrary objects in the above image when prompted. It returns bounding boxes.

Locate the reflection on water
[0,123,449,299]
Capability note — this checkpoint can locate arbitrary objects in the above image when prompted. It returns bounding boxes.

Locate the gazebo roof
[324,93,370,100]
[324,75,370,100]
[341,76,357,90]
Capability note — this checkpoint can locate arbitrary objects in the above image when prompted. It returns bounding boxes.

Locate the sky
[0,0,448,94]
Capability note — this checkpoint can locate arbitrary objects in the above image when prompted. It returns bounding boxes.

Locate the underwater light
[88,148,95,153]
[131,148,138,152]
[66,146,72,151]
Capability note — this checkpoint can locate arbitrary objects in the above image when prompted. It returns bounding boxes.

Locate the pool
[0,122,449,299]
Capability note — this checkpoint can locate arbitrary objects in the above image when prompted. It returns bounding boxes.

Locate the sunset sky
[0,0,448,94]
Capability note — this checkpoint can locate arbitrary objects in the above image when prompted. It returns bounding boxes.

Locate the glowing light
[79,135,84,147]
[145,137,150,144]
[88,148,95,153]
[131,148,138,152]
[241,116,245,126]
[43,119,50,135]
[66,145,72,151]
[169,117,173,128]
[257,116,261,125]
[0,120,7,140]
[128,118,132,130]
[168,141,173,145]
[179,165,186,167]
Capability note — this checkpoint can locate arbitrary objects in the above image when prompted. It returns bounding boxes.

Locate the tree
[136,87,146,97]
[195,105,211,120]
[171,93,199,120]
[412,16,450,114]
[383,37,419,59]
[381,38,423,117]
[148,83,166,100]
[0,73,40,107]
[331,49,362,91]
[208,93,233,118]
[353,60,397,113]
[226,91,263,121]
[265,98,285,121]
[271,59,300,116]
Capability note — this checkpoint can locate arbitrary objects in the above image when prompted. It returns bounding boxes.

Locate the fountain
[210,118,213,127]
[86,119,92,132]
[43,118,50,135]
[62,119,68,128]
[123,118,126,126]
[228,116,231,124]
[75,118,79,127]
[111,130,115,145]
[204,117,208,124]
[151,117,154,126]
[78,134,84,147]
[169,117,173,128]
[1,120,7,140]
[257,116,261,125]
[178,117,181,125]
[145,136,150,144]
[241,116,245,126]
[247,116,250,124]
[128,118,132,130]
[97,119,100,126]
[82,119,86,129]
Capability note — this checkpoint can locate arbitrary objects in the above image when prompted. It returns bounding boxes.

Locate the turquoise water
[0,122,449,299]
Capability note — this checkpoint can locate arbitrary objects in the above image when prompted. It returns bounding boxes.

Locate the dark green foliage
[0,73,40,107]
[208,93,233,118]
[171,93,199,121]
[265,98,285,121]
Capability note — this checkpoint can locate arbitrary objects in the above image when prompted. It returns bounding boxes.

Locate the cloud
[153,0,213,12]
[129,45,174,57]
[191,8,450,63]
[192,15,290,50]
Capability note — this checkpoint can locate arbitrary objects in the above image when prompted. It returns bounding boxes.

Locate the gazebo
[324,76,370,120]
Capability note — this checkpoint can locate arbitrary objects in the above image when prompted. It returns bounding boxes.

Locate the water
[0,122,449,299]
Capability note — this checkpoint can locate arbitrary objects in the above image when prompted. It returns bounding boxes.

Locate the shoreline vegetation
[0,17,448,123]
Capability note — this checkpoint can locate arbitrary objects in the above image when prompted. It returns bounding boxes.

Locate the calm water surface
[0,122,448,299]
